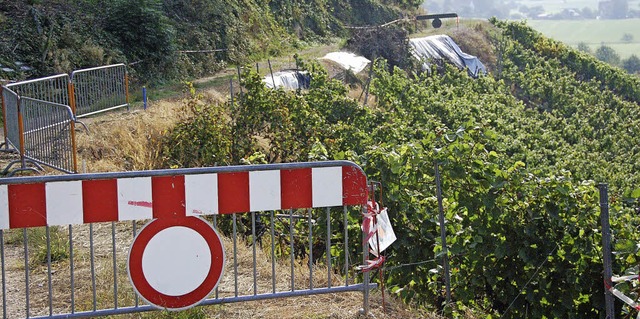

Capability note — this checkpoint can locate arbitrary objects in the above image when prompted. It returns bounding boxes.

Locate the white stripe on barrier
[249,170,281,212]
[0,185,8,229]
[118,177,153,221]
[46,181,83,226]
[185,174,218,216]
[312,167,342,207]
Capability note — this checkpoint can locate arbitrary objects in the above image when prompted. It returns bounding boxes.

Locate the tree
[105,0,176,79]
[622,54,640,74]
[622,33,634,43]
[595,45,621,66]
[577,42,591,53]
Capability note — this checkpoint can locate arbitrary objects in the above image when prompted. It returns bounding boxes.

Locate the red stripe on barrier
[152,175,186,219]
[281,168,312,209]
[83,179,118,223]
[9,183,47,228]
[218,172,249,214]
[342,166,368,206]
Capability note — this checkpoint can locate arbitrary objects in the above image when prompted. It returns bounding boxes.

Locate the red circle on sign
[128,216,225,310]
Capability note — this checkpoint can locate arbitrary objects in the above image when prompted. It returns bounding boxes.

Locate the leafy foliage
[105,0,177,81]
[0,0,417,82]
[595,45,621,66]
[162,19,640,319]
[623,54,640,74]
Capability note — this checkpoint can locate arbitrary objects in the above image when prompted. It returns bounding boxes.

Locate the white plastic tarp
[263,70,310,90]
[320,52,371,74]
[409,35,487,77]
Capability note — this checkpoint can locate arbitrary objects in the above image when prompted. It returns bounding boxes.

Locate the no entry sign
[128,216,225,310]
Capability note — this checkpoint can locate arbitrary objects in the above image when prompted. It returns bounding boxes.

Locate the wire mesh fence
[0,64,129,174]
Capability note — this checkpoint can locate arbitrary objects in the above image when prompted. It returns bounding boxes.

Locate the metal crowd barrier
[1,87,19,151]
[71,64,129,118]
[20,97,77,173]
[2,74,70,154]
[5,74,70,107]
[0,63,129,175]
[0,161,374,318]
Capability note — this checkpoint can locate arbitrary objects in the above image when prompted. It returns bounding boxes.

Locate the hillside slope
[151,20,640,318]
[0,0,418,83]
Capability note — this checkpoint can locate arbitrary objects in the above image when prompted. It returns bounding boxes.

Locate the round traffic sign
[128,216,225,310]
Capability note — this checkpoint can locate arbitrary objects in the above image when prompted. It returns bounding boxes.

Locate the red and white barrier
[0,162,369,310]
[0,164,368,229]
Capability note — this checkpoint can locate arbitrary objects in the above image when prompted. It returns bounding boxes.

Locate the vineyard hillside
[4,1,640,316]
[152,20,640,318]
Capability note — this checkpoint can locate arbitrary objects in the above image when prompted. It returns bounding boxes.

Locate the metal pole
[233,213,238,297]
[434,161,452,305]
[112,222,118,309]
[344,206,349,287]
[308,208,314,290]
[69,226,75,313]
[1,230,6,318]
[90,224,96,311]
[271,211,276,293]
[599,183,615,319]
[290,209,295,291]
[362,204,370,315]
[68,81,78,173]
[252,211,257,295]
[124,72,130,111]
[236,66,243,96]
[46,227,53,316]
[142,87,147,110]
[268,59,276,89]
[23,229,29,318]
[326,207,331,288]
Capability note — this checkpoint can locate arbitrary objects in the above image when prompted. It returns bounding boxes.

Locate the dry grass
[75,101,179,173]
[1,220,429,319]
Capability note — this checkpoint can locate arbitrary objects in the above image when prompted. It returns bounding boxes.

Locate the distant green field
[425,0,640,13]
[518,0,640,13]
[527,19,640,58]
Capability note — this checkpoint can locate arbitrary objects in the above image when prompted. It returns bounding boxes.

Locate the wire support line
[383,259,437,272]
[500,243,560,319]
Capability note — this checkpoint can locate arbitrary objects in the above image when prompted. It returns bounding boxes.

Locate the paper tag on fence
[368,208,397,256]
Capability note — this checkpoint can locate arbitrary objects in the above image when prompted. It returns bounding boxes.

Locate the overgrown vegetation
[0,0,415,83]
[159,20,640,318]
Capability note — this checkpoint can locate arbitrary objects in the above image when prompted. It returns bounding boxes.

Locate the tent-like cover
[409,35,487,78]
[319,52,371,74]
[263,70,310,90]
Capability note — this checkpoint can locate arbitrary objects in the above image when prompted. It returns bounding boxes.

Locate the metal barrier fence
[2,74,70,154]
[1,88,19,151]
[5,74,70,107]
[0,161,374,318]
[71,64,128,118]
[20,97,77,174]
[1,64,129,175]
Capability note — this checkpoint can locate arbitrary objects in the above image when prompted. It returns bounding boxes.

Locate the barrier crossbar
[71,64,128,118]
[0,161,375,318]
